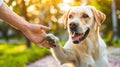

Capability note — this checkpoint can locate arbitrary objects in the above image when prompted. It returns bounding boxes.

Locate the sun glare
[27,5,35,12]
[63,0,74,3]
[12,1,16,6]
[24,0,30,5]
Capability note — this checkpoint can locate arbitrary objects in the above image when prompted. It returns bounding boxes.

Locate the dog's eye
[82,14,89,18]
[69,14,73,19]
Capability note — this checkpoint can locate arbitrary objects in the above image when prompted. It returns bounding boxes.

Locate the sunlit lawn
[0,43,50,67]
[103,37,120,47]
[0,40,119,67]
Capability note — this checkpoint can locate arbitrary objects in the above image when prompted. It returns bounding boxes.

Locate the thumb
[40,25,51,30]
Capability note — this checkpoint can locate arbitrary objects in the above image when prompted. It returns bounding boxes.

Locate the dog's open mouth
[71,28,90,44]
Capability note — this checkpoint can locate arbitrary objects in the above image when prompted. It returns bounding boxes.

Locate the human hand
[21,23,52,48]
[0,3,53,48]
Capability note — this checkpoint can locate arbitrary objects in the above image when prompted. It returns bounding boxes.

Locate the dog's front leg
[46,34,74,65]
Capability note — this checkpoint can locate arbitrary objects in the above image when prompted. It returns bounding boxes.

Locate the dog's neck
[86,27,101,57]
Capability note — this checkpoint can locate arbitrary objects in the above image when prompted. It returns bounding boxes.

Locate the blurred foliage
[0,0,120,66]
[0,43,50,67]
[0,0,119,45]
[0,41,66,67]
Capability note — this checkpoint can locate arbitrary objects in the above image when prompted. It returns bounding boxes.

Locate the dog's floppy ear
[89,6,106,26]
[61,10,70,29]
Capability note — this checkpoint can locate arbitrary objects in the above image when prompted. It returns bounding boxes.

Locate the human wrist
[18,20,30,33]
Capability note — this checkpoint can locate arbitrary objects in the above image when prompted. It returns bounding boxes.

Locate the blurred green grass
[0,41,66,67]
[0,40,119,67]
[0,43,50,67]
[103,37,120,47]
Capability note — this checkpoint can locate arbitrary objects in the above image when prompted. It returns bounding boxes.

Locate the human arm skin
[0,3,51,48]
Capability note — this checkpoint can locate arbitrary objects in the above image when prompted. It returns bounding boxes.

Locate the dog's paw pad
[46,34,59,47]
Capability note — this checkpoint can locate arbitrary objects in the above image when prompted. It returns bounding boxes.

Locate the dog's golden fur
[46,6,109,67]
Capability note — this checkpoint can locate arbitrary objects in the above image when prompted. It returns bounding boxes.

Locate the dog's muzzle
[69,22,78,32]
[71,27,90,44]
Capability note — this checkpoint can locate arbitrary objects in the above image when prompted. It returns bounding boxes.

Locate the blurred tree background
[0,0,120,67]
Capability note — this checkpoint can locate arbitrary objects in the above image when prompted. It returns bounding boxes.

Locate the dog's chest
[64,38,107,67]
[71,44,95,66]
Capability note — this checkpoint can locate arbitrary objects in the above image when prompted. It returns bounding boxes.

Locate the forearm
[0,3,51,44]
[0,3,29,32]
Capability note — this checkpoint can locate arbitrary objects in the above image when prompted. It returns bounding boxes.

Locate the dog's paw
[46,34,59,47]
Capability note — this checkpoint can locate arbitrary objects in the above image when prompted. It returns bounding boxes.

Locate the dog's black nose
[69,22,78,31]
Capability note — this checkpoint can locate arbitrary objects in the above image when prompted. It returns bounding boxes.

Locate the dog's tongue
[72,35,83,41]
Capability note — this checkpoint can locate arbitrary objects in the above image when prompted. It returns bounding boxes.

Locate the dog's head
[62,6,106,44]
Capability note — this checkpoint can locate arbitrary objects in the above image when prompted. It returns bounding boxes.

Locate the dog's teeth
[72,32,75,36]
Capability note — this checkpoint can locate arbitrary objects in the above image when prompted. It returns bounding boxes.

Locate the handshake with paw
[38,34,59,49]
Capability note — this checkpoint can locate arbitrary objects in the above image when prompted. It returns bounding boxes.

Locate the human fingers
[40,25,51,30]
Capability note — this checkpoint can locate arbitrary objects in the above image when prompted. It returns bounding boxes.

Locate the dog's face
[62,6,106,44]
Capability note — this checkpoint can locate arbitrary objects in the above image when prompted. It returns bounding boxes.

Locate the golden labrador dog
[45,6,109,67]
